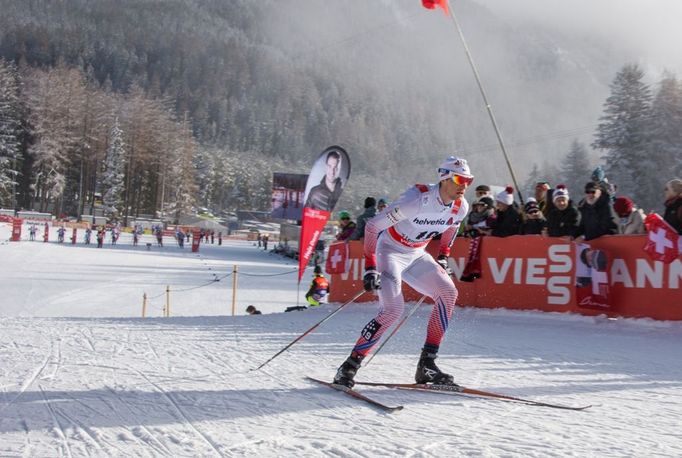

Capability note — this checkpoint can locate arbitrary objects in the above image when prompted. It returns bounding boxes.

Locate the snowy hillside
[1,223,681,457]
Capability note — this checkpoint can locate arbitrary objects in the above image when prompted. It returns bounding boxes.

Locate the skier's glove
[363,268,381,292]
[437,255,452,275]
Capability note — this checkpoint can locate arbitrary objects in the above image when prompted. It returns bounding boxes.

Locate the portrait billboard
[298,146,351,282]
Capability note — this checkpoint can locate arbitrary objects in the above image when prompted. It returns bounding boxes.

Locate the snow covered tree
[0,59,21,207]
[164,114,198,221]
[592,64,652,204]
[644,74,682,211]
[101,118,125,217]
[560,139,593,197]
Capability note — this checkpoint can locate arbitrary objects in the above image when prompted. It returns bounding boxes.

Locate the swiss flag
[422,0,449,15]
[325,241,349,274]
[643,213,680,264]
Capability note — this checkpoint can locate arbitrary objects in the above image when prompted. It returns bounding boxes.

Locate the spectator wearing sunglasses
[663,179,682,234]
[613,196,646,235]
[490,186,521,237]
[575,182,618,241]
[546,185,580,237]
[520,198,547,235]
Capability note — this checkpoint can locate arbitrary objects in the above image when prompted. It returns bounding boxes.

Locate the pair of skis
[306,377,591,413]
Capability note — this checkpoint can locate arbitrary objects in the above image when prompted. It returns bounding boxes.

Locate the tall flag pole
[298,146,351,283]
[423,0,524,204]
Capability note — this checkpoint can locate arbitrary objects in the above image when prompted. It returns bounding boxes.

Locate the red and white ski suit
[351,183,469,356]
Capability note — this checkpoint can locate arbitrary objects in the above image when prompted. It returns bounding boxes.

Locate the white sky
[476,0,682,75]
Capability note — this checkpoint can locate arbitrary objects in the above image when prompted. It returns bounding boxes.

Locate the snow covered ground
[1,222,682,457]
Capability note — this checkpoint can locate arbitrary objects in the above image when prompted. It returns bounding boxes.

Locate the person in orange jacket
[305,266,330,307]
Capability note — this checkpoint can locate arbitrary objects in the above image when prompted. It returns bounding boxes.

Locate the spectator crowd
[334,168,682,244]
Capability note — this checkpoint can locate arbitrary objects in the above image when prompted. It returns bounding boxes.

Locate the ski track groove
[103,384,171,457]
[55,409,103,457]
[0,336,53,414]
[135,369,225,458]
[42,336,63,381]
[38,384,73,458]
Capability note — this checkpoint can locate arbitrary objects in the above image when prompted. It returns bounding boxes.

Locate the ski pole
[363,294,427,368]
[252,289,366,371]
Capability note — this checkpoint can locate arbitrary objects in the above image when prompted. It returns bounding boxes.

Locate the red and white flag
[325,241,349,275]
[422,0,449,15]
[643,213,680,264]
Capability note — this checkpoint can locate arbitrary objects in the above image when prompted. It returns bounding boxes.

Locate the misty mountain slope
[0,0,632,198]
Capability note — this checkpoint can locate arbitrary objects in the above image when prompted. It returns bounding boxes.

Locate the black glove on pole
[363,267,381,292]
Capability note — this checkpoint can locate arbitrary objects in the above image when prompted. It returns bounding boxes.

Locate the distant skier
[96,227,105,248]
[84,227,92,244]
[305,266,330,307]
[333,156,472,388]
[57,226,66,243]
[156,227,164,247]
[29,224,37,241]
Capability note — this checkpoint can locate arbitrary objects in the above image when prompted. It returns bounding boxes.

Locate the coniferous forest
[0,0,680,219]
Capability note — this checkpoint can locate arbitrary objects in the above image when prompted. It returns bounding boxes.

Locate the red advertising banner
[192,229,201,253]
[299,208,330,282]
[298,146,351,282]
[11,218,22,241]
[330,236,682,321]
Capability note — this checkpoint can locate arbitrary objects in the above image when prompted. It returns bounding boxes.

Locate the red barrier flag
[422,0,449,15]
[643,213,680,264]
[299,146,351,282]
[325,241,349,274]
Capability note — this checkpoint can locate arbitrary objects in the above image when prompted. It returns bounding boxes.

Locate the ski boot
[333,354,364,388]
[415,346,456,386]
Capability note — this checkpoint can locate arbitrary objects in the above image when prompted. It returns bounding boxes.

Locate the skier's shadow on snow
[0,385,403,432]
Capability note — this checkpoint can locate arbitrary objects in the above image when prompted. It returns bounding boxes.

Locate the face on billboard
[303,146,351,212]
[324,154,341,187]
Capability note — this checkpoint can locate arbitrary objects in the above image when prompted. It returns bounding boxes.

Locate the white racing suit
[350,183,469,357]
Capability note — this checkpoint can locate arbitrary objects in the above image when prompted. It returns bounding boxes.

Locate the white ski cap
[437,156,473,181]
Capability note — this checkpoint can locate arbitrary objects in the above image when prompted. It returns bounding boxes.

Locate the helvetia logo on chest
[412,217,448,225]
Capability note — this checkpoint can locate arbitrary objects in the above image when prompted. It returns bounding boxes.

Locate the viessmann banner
[329,236,682,321]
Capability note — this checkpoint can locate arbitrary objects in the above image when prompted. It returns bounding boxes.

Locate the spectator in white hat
[546,184,580,238]
[491,186,520,237]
